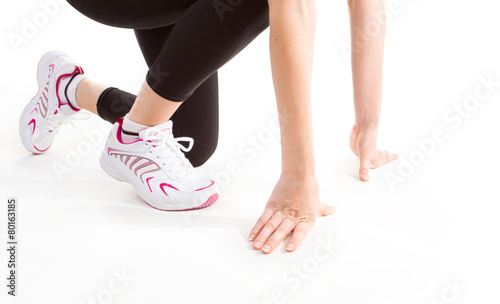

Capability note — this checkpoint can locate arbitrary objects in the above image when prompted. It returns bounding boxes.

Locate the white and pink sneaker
[19,50,84,154]
[99,118,219,211]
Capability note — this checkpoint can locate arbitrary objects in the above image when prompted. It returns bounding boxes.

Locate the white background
[1,0,500,303]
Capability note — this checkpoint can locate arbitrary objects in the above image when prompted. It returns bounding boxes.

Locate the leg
[23,0,269,211]
[70,0,268,124]
[76,24,220,167]
[74,0,270,164]
[134,26,220,166]
[122,0,269,132]
[67,0,193,125]
[90,76,219,167]
[75,79,106,116]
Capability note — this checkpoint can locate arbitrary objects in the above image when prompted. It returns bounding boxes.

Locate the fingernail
[286,244,294,251]
[248,234,255,241]
[361,174,369,181]
[253,241,261,248]
[262,245,271,252]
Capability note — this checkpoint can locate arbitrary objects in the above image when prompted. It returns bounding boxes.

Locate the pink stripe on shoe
[28,119,36,135]
[160,183,180,191]
[146,177,154,193]
[142,193,219,211]
[34,144,50,152]
[195,180,214,191]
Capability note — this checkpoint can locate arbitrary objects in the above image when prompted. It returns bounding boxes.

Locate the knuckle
[283,208,301,219]
[298,216,315,225]
[256,218,266,226]
[265,222,277,230]
[276,228,290,237]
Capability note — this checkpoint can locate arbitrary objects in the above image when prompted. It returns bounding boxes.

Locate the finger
[375,150,390,160]
[359,153,371,182]
[248,209,274,241]
[252,212,283,250]
[285,221,315,252]
[372,152,399,169]
[261,218,296,254]
[319,203,336,217]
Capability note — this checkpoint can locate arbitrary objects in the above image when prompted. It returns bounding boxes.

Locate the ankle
[121,114,149,143]
[58,72,85,110]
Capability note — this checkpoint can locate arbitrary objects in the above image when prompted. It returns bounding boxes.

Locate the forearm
[268,0,317,175]
[348,0,386,129]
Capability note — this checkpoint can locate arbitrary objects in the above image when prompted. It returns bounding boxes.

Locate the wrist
[280,136,316,178]
[354,116,380,131]
[281,162,316,177]
[354,103,381,130]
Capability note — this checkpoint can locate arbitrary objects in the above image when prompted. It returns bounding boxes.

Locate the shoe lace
[43,111,91,132]
[142,129,196,180]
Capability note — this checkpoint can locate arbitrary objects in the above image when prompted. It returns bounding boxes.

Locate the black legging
[66,0,269,166]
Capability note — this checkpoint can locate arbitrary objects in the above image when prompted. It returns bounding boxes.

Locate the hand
[248,173,335,254]
[349,124,398,182]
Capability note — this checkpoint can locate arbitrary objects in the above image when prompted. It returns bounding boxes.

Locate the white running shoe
[19,50,84,154]
[99,118,219,211]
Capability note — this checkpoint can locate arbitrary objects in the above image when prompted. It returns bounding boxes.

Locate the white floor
[1,1,500,303]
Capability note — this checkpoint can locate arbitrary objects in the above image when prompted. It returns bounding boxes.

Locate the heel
[37,50,68,85]
[99,152,126,182]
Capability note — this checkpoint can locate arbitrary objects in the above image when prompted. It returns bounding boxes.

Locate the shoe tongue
[138,120,173,139]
